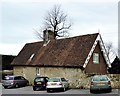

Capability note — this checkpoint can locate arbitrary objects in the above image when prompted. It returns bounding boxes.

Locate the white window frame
[93,53,99,64]
[36,67,40,76]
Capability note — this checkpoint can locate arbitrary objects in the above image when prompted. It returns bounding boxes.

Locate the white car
[46,77,69,92]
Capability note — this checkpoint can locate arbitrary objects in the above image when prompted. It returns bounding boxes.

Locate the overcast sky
[0,0,119,61]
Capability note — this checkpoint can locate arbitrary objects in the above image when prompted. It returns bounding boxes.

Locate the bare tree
[105,42,117,62]
[106,42,113,57]
[35,5,72,39]
[118,49,120,58]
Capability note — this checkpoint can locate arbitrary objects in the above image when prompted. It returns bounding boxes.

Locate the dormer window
[93,53,99,64]
[29,54,35,61]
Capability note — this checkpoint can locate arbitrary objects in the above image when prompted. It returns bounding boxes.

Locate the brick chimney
[43,29,55,44]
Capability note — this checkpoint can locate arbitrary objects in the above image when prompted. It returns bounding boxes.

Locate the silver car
[90,75,112,93]
[46,77,69,92]
[2,75,29,88]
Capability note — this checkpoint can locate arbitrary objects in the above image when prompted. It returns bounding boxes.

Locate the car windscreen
[4,76,14,80]
[48,78,60,82]
[93,76,108,81]
[35,78,44,82]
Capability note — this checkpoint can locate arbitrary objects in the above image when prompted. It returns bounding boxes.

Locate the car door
[14,76,22,87]
[20,76,27,86]
[45,77,49,86]
[61,78,68,88]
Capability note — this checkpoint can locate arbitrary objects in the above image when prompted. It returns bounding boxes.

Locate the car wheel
[47,89,50,92]
[4,86,8,89]
[90,89,94,93]
[15,83,19,88]
[66,86,69,90]
[108,89,112,93]
[33,87,36,91]
[26,82,29,86]
[63,87,66,92]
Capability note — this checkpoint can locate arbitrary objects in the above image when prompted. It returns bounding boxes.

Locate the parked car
[2,75,29,89]
[90,75,112,93]
[33,76,49,91]
[46,77,69,92]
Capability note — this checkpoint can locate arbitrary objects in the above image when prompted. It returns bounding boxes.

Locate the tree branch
[35,5,72,40]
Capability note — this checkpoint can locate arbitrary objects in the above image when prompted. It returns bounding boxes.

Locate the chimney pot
[43,29,55,44]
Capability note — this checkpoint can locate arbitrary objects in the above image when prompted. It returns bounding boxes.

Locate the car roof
[35,76,48,78]
[5,75,23,77]
[92,75,108,79]
[93,75,107,77]
[49,77,64,79]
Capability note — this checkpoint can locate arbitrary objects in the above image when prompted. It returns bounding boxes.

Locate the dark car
[33,76,49,91]
[90,75,112,93]
[2,75,29,89]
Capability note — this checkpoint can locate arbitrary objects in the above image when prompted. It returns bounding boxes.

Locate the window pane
[93,76,108,81]
[35,78,44,82]
[4,76,13,80]
[36,67,40,76]
[61,78,66,81]
[93,53,99,64]
[48,78,60,82]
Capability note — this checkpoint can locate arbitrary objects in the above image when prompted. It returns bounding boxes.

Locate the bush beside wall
[107,74,120,89]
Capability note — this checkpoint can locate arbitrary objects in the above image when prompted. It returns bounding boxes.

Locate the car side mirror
[66,79,69,82]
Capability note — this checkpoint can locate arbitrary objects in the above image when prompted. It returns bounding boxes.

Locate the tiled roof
[11,41,44,65]
[12,33,99,67]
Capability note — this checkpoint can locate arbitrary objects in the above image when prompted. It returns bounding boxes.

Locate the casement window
[93,53,99,64]
[36,67,40,76]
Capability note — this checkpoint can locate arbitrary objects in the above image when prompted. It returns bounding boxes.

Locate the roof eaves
[98,34,111,67]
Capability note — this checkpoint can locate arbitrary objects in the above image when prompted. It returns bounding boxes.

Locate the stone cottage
[11,31,111,88]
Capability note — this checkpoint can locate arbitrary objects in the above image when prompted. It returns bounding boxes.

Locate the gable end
[83,33,111,68]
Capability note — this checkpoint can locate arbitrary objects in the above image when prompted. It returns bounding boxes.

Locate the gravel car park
[2,85,119,95]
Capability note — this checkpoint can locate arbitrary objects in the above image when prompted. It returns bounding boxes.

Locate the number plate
[97,83,105,86]
[51,83,57,85]
[37,82,41,84]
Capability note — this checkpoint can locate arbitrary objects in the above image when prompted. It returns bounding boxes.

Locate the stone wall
[13,66,36,85]
[14,66,91,88]
[40,67,91,89]
[13,66,120,89]
[107,74,120,89]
